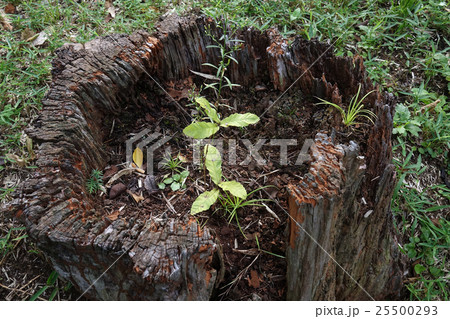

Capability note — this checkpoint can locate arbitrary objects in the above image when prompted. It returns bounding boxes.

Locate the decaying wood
[3,14,404,300]
[286,132,403,300]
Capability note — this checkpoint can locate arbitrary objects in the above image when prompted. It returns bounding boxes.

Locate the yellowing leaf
[26,136,35,159]
[191,189,220,215]
[133,147,143,169]
[177,154,188,163]
[183,121,219,139]
[195,97,220,123]
[219,181,247,199]
[220,113,260,128]
[204,144,222,185]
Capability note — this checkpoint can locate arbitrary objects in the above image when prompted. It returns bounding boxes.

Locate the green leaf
[414,264,426,275]
[393,126,406,135]
[180,170,189,179]
[405,123,421,136]
[219,181,247,199]
[164,178,173,184]
[290,8,302,21]
[191,189,220,215]
[172,174,181,181]
[429,266,442,278]
[183,121,219,139]
[49,287,58,301]
[158,183,166,190]
[30,286,48,301]
[220,113,260,128]
[171,182,181,191]
[195,97,220,123]
[46,271,58,286]
[204,144,222,185]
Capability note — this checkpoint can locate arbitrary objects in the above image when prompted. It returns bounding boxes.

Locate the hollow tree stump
[3,14,404,300]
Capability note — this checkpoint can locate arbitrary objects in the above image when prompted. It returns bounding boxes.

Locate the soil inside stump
[92,74,373,300]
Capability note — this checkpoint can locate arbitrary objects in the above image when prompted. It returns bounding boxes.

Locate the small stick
[419,99,440,113]
[162,192,177,215]
[256,169,280,180]
[105,167,145,188]
[0,282,46,301]
[262,203,281,222]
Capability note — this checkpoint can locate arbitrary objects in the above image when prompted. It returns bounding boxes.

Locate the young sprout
[316,85,377,127]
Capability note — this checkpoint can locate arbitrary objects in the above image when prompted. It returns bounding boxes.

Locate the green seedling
[255,234,285,259]
[189,145,248,215]
[183,97,259,139]
[86,169,103,194]
[30,271,59,301]
[162,153,185,173]
[199,16,243,103]
[158,169,189,192]
[218,186,273,237]
[0,227,27,260]
[316,84,377,127]
[184,24,261,230]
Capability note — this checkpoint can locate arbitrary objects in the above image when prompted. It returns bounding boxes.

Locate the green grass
[1,0,449,300]
[316,85,377,126]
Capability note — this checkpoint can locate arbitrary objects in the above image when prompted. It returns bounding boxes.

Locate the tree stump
[4,15,404,300]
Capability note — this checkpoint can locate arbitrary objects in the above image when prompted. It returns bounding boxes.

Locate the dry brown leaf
[247,270,261,288]
[104,0,116,22]
[127,190,144,203]
[103,165,119,179]
[21,28,36,42]
[105,0,114,9]
[178,153,188,163]
[105,168,139,188]
[4,3,16,14]
[5,154,26,167]
[0,9,13,31]
[107,6,116,18]
[106,211,120,221]
[166,88,191,101]
[32,30,49,47]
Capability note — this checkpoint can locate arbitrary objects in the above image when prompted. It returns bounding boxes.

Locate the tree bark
[3,14,404,300]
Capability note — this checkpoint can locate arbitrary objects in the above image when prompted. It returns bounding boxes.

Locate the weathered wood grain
[3,14,404,300]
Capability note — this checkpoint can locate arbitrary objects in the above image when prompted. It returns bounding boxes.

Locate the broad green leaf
[171,182,181,191]
[158,183,165,190]
[429,266,442,278]
[405,123,422,137]
[164,178,173,184]
[219,181,247,199]
[180,170,189,179]
[195,97,220,123]
[220,113,260,128]
[183,121,219,139]
[414,264,426,275]
[133,147,143,168]
[191,188,220,215]
[204,144,222,185]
